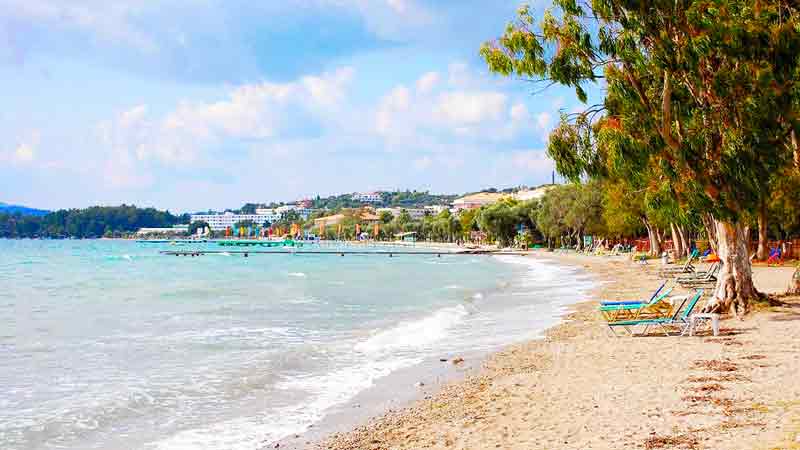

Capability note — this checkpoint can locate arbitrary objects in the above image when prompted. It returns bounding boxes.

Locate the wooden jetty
[159,249,519,257]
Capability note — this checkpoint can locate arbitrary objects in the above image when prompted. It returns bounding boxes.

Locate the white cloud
[385,0,408,13]
[14,143,35,162]
[376,85,411,135]
[329,0,433,39]
[412,155,432,170]
[510,103,530,124]
[510,149,553,172]
[55,62,555,195]
[300,66,355,108]
[535,111,552,131]
[119,104,148,129]
[100,66,356,171]
[1,0,159,52]
[415,71,439,94]
[1,131,40,165]
[434,91,507,127]
[447,62,471,87]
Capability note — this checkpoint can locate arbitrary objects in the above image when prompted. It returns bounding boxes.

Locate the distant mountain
[0,202,50,216]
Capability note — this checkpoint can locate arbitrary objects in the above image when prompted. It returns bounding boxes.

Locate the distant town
[0,186,555,240]
[167,186,554,237]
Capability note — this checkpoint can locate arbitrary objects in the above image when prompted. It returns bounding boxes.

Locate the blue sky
[0,0,595,212]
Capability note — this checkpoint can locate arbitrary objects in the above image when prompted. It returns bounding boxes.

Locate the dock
[159,249,520,257]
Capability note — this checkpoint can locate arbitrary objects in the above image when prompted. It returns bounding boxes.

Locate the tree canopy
[481,0,800,314]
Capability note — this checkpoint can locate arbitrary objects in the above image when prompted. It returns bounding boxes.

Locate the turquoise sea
[0,240,593,450]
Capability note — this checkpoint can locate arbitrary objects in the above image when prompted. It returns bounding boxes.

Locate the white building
[375,207,428,220]
[135,225,189,236]
[275,204,313,219]
[424,205,447,215]
[513,185,555,201]
[191,211,282,231]
[351,192,382,203]
[452,192,506,211]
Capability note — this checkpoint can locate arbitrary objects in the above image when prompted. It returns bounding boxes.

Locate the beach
[320,252,800,450]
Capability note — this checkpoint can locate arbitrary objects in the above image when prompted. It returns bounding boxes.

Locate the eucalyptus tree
[477,198,525,247]
[482,1,800,315]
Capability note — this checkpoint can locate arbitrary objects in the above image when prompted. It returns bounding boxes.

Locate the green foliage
[482,0,800,224]
[535,183,604,246]
[309,190,455,210]
[768,169,800,239]
[0,205,182,238]
[477,198,539,247]
[378,211,394,224]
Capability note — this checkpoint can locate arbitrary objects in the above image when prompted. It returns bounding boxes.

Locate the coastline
[273,250,597,449]
[317,251,800,450]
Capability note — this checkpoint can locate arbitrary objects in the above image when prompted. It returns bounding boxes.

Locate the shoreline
[318,251,800,450]
[274,250,598,449]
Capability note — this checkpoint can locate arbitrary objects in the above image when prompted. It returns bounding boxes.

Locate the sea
[0,239,594,450]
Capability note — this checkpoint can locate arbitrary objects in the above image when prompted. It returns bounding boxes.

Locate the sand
[320,253,800,450]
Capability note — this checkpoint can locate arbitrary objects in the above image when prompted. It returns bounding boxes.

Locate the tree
[478,198,526,247]
[394,210,413,231]
[536,189,569,248]
[482,2,800,315]
[379,210,394,224]
[458,208,480,241]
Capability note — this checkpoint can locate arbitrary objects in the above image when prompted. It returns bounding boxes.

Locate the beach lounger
[599,285,674,322]
[606,289,704,337]
[600,281,666,306]
[676,262,720,285]
[658,250,698,277]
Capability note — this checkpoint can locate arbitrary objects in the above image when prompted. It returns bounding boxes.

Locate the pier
[159,249,526,257]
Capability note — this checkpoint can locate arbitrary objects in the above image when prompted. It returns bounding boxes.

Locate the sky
[0,0,597,212]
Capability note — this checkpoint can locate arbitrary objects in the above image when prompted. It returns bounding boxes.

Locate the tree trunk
[670,222,684,258]
[703,220,762,317]
[790,266,800,295]
[702,213,718,253]
[677,224,689,257]
[756,201,769,261]
[644,222,661,257]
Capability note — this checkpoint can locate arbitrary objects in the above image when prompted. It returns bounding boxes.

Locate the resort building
[424,205,448,215]
[375,208,430,220]
[513,185,556,201]
[452,192,506,211]
[135,225,189,236]
[351,192,382,203]
[191,211,282,230]
[275,204,313,219]
[314,211,382,228]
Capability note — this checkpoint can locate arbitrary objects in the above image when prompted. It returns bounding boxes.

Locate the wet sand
[319,252,800,450]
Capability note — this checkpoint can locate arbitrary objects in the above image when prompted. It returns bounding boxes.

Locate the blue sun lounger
[606,289,704,337]
[600,281,666,306]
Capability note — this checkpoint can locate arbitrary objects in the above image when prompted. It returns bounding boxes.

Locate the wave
[149,357,420,450]
[288,272,307,278]
[354,304,470,355]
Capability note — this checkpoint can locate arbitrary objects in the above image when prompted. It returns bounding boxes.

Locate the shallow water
[0,240,593,450]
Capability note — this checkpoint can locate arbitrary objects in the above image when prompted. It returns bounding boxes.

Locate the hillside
[0,202,50,216]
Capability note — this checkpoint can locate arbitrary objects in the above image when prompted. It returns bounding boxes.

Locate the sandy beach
[319,252,800,450]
